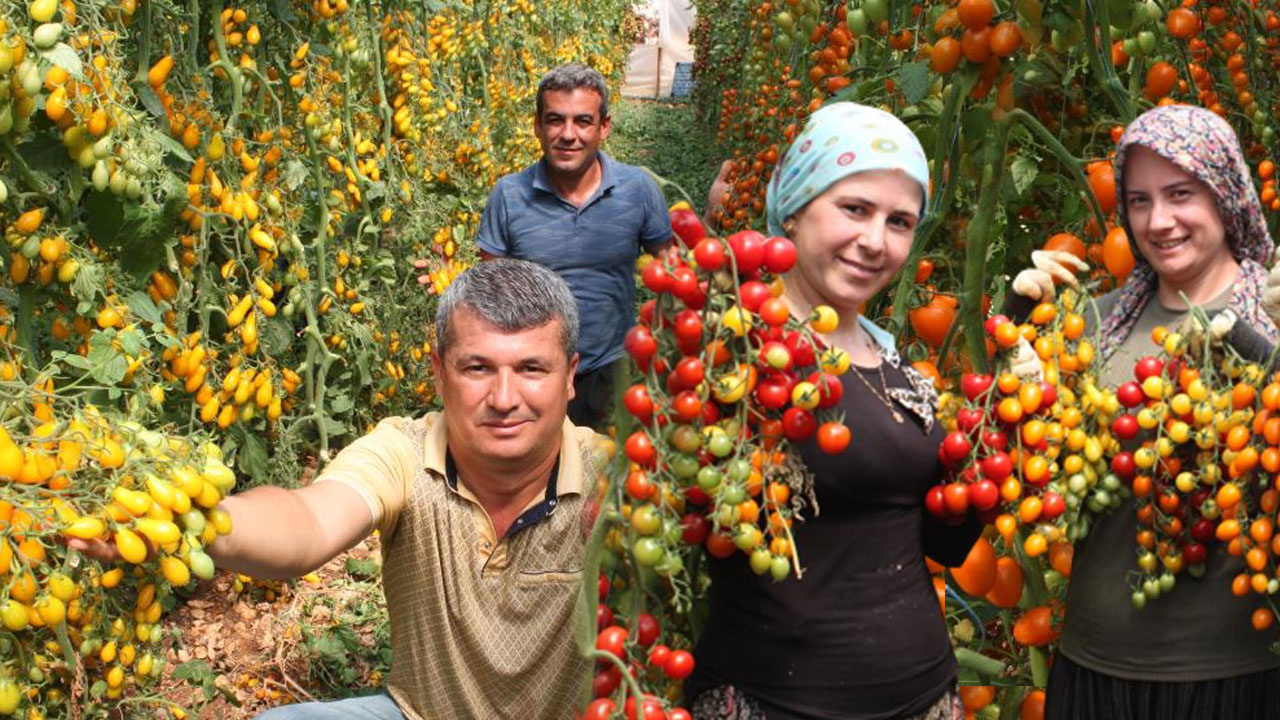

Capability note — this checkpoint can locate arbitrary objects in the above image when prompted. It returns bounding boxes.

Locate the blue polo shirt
[476,151,673,373]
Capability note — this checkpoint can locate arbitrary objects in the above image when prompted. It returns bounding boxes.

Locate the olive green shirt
[1060,287,1280,680]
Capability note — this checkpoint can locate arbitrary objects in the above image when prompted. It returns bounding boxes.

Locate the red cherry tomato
[1112,414,1139,440]
[943,431,973,464]
[636,612,661,647]
[816,422,851,454]
[694,237,726,270]
[664,649,695,679]
[739,280,772,312]
[625,431,657,467]
[623,384,653,420]
[961,373,994,401]
[968,479,1000,511]
[680,512,710,545]
[673,309,704,344]
[925,484,948,517]
[648,643,671,667]
[642,261,673,294]
[592,666,621,698]
[762,236,797,273]
[782,407,817,441]
[1116,381,1145,408]
[727,230,766,275]
[944,481,971,515]
[1134,356,1163,382]
[596,625,629,658]
[759,296,790,327]
[674,356,705,388]
[624,326,658,363]
[583,697,617,720]
[670,208,707,247]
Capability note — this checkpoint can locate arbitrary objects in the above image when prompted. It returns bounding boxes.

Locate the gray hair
[436,259,579,361]
[536,63,609,120]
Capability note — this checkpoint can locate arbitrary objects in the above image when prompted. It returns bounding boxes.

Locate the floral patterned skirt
[688,685,964,720]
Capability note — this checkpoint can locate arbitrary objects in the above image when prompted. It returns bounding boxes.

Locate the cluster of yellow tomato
[0,394,235,716]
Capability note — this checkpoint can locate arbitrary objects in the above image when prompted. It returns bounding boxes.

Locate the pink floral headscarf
[1097,104,1278,360]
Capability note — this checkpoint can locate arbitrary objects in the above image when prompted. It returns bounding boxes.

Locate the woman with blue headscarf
[684,103,980,720]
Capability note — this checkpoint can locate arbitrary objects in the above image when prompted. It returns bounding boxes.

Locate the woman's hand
[1010,251,1090,301]
[1263,262,1280,328]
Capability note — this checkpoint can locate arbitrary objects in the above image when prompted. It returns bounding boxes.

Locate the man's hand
[1010,251,1090,301]
[703,160,734,230]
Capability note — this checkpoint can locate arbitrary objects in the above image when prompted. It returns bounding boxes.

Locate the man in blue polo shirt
[477,63,673,429]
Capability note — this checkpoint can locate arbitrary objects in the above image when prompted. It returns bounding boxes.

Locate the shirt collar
[859,315,898,354]
[531,150,617,198]
[421,411,585,498]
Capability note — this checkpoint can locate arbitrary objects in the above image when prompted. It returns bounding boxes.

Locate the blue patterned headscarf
[765,102,930,237]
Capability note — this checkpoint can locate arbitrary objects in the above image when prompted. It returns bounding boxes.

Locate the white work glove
[1008,337,1044,383]
[1263,262,1280,328]
[1010,251,1090,301]
[1178,308,1237,355]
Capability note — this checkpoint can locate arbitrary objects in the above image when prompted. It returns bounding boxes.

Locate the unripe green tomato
[20,236,41,260]
[749,547,772,575]
[1158,571,1176,593]
[92,161,110,191]
[1143,0,1162,22]
[1122,38,1138,57]
[670,453,700,480]
[632,537,664,566]
[109,169,128,195]
[125,176,142,199]
[863,0,888,25]
[1131,590,1147,609]
[721,482,746,505]
[775,11,794,31]
[33,22,63,49]
[0,178,7,204]
[846,7,867,35]
[1142,577,1161,600]
[770,555,791,581]
[1137,30,1156,54]
[697,466,723,491]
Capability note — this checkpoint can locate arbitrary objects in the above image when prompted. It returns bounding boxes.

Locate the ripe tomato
[782,407,816,441]
[706,531,736,558]
[961,26,991,63]
[623,384,654,420]
[694,237,726,270]
[951,537,997,595]
[758,297,790,327]
[816,422,851,454]
[1145,61,1177,98]
[1040,491,1066,521]
[670,208,707,247]
[988,21,1022,57]
[624,326,658,363]
[626,470,656,501]
[808,372,844,408]
[642,260,673,294]
[1116,381,1144,408]
[1020,689,1046,720]
[931,36,962,74]
[942,431,973,464]
[1087,164,1117,215]
[925,485,948,517]
[680,512,710,545]
[1112,414,1139,440]
[909,295,957,349]
[624,694,666,720]
[783,331,816,366]
[959,686,996,712]
[665,649,695,679]
[596,625,629,658]
[672,391,703,423]
[755,375,793,410]
[1102,226,1134,280]
[727,230,765,275]
[1012,605,1059,646]
[943,481,970,515]
[739,280,773,311]
[914,258,935,284]
[673,310,703,344]
[674,356,705,388]
[636,612,661,646]
[956,0,994,30]
[1166,7,1200,38]
[1134,356,1163,381]
[592,666,621,697]
[669,710,693,720]
[583,698,617,720]
[625,431,657,467]
[648,644,671,667]
[762,236,797,273]
[980,452,1012,480]
[961,373,993,401]
[1042,232,1086,261]
[968,478,999,511]
[985,556,1023,608]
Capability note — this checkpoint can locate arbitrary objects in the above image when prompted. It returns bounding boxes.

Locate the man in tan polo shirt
[77,259,610,719]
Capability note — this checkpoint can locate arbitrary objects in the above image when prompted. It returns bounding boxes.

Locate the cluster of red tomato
[928,314,1066,527]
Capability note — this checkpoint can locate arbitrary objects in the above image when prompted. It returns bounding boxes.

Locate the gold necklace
[849,336,905,424]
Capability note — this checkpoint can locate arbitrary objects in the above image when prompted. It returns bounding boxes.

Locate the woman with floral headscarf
[1009,104,1280,718]
[683,103,980,720]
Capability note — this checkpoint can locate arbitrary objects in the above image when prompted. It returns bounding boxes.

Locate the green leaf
[282,159,310,191]
[152,132,195,164]
[85,191,127,243]
[1011,155,1038,197]
[236,429,270,486]
[329,393,354,414]
[260,316,294,357]
[344,557,381,580]
[117,327,144,357]
[172,660,215,683]
[138,85,167,120]
[40,44,83,78]
[896,62,931,106]
[86,330,127,385]
[125,291,164,326]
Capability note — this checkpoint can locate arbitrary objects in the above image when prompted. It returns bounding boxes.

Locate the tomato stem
[1003,109,1108,234]
[961,115,1013,374]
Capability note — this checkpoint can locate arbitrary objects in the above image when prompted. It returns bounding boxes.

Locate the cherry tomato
[1112,414,1139,440]
[680,512,710,545]
[808,372,844,409]
[782,407,817,441]
[597,603,614,631]
[673,309,703,344]
[596,625,629,658]
[943,481,970,515]
[592,666,621,697]
[727,230,765,275]
[625,431,657,467]
[624,326,658,363]
[739,280,772,312]
[636,612,661,647]
[625,695,666,720]
[674,356,706,387]
[583,698,617,720]
[672,391,703,423]
[961,373,994,402]
[670,208,706,247]
[980,452,1012,480]
[816,422,851,454]
[648,644,671,667]
[1134,356,1163,382]
[665,649,695,679]
[942,431,972,464]
[694,237,726,270]
[968,479,1000,511]
[759,297,790,327]
[642,260,673,294]
[623,384,654,420]
[762,236,797,273]
[783,331,816,366]
[925,485,948,517]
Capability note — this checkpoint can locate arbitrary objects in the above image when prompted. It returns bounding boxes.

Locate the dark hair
[436,259,579,361]
[536,63,609,120]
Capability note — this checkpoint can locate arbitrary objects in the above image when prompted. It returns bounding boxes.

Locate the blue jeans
[254,693,406,719]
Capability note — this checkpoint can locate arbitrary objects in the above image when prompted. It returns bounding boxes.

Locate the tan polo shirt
[315,412,609,719]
